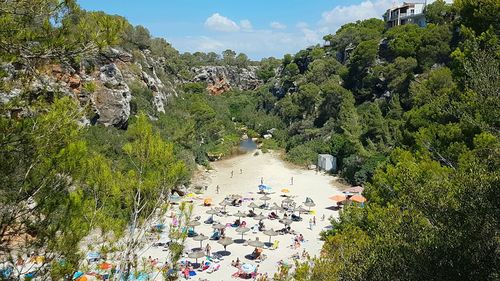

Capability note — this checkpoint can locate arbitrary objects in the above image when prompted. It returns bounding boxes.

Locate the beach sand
[142,150,344,280]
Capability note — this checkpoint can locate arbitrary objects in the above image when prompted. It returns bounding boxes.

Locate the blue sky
[78,0,407,59]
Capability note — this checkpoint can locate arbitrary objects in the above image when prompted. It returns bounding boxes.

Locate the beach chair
[251,225,258,234]
[187,229,197,237]
[210,231,220,240]
[205,255,220,263]
[204,216,214,224]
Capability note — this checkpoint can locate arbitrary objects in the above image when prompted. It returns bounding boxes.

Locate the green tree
[117,113,186,278]
[386,24,423,58]
[424,0,457,25]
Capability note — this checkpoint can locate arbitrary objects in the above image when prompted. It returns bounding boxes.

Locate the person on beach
[291,176,294,185]
[253,264,259,278]
[216,185,220,194]
[260,177,263,185]
[313,216,316,226]
[240,168,243,174]
[205,243,211,256]
[309,218,313,230]
[231,170,234,178]
[321,214,325,221]
[204,185,208,191]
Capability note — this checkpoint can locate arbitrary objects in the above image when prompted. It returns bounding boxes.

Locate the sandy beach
[142,150,345,280]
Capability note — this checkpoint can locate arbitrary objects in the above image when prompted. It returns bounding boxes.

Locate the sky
[78,0,442,60]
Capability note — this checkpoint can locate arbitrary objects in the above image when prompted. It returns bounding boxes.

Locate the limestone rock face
[92,64,131,128]
[192,66,262,95]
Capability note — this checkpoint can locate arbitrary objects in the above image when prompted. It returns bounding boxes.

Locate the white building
[318,154,337,172]
[383,2,427,28]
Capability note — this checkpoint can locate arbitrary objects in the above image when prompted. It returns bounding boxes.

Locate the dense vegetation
[0,0,498,280]
[264,1,499,280]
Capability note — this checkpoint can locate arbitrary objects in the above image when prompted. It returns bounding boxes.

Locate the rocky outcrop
[1,48,266,126]
[135,50,178,113]
[192,66,262,95]
[91,64,131,128]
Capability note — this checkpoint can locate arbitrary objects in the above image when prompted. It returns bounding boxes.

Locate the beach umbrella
[247,238,265,248]
[295,206,309,218]
[258,184,272,192]
[233,211,247,220]
[203,198,213,206]
[282,198,294,204]
[260,195,271,205]
[350,194,367,203]
[206,208,219,220]
[217,237,234,252]
[188,220,201,229]
[253,214,266,221]
[212,223,226,230]
[72,272,84,280]
[269,204,282,212]
[304,201,316,211]
[206,209,219,215]
[329,194,347,203]
[247,202,259,210]
[281,188,290,193]
[219,200,230,211]
[192,234,208,248]
[86,252,100,260]
[345,186,364,194]
[281,218,293,226]
[241,263,255,274]
[263,229,279,243]
[188,250,205,265]
[229,194,243,199]
[99,262,112,270]
[235,227,250,240]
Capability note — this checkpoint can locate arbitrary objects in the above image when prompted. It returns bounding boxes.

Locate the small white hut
[318,154,337,172]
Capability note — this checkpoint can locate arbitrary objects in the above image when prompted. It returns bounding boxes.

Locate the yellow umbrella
[281,188,290,193]
[186,193,195,198]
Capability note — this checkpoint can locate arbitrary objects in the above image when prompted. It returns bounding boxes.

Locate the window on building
[410,9,415,14]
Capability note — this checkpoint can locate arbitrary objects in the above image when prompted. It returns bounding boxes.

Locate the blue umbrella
[72,271,84,280]
[258,185,271,191]
[87,252,100,259]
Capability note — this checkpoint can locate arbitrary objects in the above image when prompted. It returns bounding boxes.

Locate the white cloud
[172,0,405,59]
[320,0,392,33]
[270,21,287,30]
[296,22,309,29]
[205,13,240,32]
[240,19,253,31]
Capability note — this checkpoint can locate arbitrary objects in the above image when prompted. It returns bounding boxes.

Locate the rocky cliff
[192,65,262,95]
[1,49,264,127]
